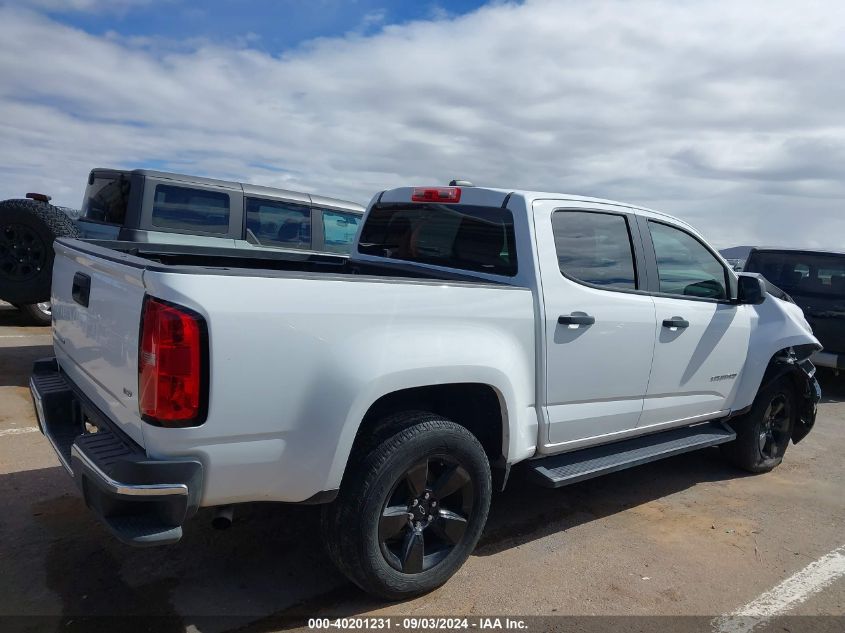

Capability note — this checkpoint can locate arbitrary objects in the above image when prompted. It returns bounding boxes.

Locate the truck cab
[80,168,364,253]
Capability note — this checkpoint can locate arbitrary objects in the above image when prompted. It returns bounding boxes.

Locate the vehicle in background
[744,247,845,373]
[725,258,744,272]
[0,169,364,324]
[34,184,821,599]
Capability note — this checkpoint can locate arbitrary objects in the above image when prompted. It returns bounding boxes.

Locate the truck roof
[749,246,845,257]
[378,185,697,233]
[91,167,364,214]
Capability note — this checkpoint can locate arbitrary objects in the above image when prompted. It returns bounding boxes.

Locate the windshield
[746,251,845,298]
[358,204,517,276]
[81,174,130,225]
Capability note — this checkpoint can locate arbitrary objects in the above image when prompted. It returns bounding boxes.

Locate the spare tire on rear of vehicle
[0,199,80,305]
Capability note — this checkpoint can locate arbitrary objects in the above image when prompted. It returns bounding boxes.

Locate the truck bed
[49,238,536,506]
[83,239,515,285]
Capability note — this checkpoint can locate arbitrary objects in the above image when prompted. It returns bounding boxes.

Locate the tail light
[139,296,207,427]
[411,187,461,203]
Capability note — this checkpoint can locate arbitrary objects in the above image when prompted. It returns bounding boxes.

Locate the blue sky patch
[40,0,493,53]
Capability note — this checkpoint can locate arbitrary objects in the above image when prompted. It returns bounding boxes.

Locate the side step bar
[527,423,736,488]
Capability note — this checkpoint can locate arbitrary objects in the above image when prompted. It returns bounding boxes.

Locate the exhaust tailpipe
[212,505,234,530]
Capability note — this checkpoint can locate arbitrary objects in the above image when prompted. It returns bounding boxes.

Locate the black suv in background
[744,247,845,372]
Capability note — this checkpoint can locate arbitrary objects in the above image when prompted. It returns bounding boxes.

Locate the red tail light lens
[139,297,207,427]
[411,187,461,203]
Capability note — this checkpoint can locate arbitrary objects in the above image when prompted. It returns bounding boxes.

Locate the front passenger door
[640,219,751,428]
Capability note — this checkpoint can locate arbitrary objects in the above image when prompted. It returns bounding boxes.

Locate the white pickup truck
[32,184,821,599]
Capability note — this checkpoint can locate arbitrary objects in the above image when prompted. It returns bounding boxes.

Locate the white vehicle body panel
[643,298,750,426]
[51,242,148,447]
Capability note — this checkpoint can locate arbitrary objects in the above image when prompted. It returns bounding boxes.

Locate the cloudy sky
[1,0,844,249]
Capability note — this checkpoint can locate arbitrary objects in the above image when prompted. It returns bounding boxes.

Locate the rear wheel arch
[348,383,507,470]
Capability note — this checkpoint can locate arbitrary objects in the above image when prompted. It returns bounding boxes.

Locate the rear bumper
[30,357,203,546]
[810,350,845,370]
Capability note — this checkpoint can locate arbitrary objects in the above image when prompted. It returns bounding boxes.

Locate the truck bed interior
[81,239,511,285]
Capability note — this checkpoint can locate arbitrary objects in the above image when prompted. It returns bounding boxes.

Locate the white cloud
[1,0,845,249]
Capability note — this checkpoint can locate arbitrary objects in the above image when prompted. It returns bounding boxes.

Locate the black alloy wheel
[757,393,791,461]
[721,375,796,473]
[0,223,47,282]
[379,455,474,574]
[321,413,492,600]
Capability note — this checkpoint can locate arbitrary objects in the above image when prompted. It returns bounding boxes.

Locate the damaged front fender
[760,353,821,444]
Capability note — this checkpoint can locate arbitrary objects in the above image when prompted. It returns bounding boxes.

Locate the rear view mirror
[737,273,766,305]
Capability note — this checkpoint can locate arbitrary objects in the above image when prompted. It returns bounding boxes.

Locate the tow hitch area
[30,357,203,546]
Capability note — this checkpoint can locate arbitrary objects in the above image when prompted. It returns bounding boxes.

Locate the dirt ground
[0,301,842,633]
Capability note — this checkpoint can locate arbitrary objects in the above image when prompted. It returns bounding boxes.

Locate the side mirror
[737,273,766,305]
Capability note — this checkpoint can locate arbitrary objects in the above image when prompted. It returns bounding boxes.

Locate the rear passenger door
[533,201,657,451]
[638,219,751,427]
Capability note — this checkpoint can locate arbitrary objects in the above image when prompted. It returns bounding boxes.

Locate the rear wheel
[322,413,491,600]
[16,301,52,326]
[0,199,80,305]
[721,375,796,473]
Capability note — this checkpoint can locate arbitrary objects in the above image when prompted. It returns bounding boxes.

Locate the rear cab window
[358,203,517,276]
[152,185,230,234]
[82,173,130,225]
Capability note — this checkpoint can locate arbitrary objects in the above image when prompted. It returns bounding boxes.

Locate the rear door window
[358,204,517,276]
[152,185,230,234]
[551,211,637,289]
[245,197,311,249]
[648,221,727,300]
[321,209,361,254]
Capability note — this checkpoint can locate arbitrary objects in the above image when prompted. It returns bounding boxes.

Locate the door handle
[72,272,91,307]
[558,313,595,326]
[662,317,689,329]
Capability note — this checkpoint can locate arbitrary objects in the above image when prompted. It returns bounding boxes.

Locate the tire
[16,301,52,326]
[721,375,796,473]
[322,412,492,600]
[0,199,80,305]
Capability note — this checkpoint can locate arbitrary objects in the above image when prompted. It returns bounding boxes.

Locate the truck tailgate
[51,239,148,446]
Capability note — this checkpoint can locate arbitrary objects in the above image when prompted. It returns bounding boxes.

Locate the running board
[527,423,736,488]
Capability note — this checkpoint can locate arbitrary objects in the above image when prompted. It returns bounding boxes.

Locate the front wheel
[721,375,796,473]
[322,413,491,600]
